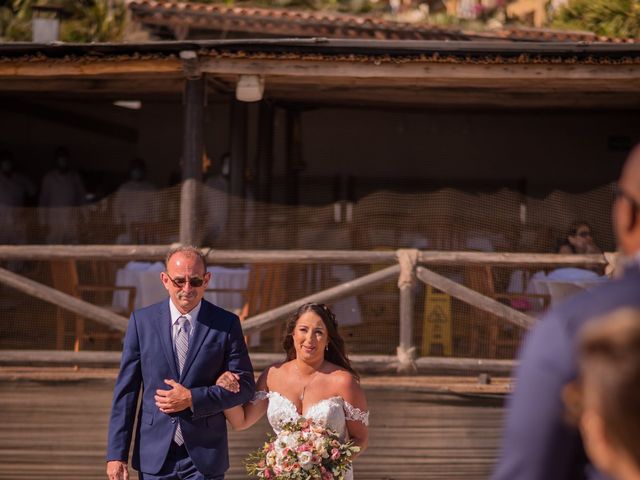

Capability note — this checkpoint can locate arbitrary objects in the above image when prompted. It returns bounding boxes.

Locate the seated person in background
[556,221,604,275]
[564,308,640,480]
[557,221,602,255]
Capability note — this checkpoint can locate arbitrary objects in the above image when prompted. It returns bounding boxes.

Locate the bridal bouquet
[245,418,360,480]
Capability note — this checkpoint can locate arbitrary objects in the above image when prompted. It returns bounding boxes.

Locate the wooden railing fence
[0,245,615,375]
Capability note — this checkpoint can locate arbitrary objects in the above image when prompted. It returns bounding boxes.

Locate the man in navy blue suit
[493,144,640,480]
[106,246,255,480]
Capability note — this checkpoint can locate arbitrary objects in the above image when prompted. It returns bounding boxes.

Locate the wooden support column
[285,108,302,206]
[180,75,205,246]
[229,100,248,241]
[256,101,274,204]
[397,249,418,373]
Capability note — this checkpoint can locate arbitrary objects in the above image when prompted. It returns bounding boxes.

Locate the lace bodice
[252,390,369,437]
[252,391,368,480]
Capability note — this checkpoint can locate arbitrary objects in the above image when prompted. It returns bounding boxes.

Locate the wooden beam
[0,77,184,94]
[417,251,609,267]
[416,266,535,330]
[200,57,640,85]
[0,245,611,266]
[0,99,138,143]
[242,264,401,335]
[0,59,183,77]
[0,350,516,374]
[0,266,128,332]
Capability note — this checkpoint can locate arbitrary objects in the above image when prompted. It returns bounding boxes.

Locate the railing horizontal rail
[0,350,516,375]
[0,245,611,266]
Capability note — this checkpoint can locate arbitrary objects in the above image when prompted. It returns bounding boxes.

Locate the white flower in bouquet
[246,418,360,480]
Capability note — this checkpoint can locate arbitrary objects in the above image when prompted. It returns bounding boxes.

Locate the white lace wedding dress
[253,391,369,480]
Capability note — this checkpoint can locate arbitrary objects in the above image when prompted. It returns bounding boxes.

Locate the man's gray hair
[165,245,207,270]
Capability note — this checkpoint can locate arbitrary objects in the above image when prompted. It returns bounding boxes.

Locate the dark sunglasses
[165,272,205,288]
[576,230,592,238]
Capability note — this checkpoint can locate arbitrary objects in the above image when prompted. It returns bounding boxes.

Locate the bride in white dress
[217,302,369,478]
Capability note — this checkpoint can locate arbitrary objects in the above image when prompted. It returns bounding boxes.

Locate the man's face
[161,252,210,314]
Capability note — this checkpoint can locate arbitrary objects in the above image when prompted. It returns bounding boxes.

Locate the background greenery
[0,0,638,43]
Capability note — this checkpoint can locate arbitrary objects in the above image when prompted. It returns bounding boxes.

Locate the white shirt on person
[169,298,202,350]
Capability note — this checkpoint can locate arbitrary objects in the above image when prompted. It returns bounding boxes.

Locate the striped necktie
[173,316,190,446]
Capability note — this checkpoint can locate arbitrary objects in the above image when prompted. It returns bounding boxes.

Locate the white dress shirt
[168,299,202,353]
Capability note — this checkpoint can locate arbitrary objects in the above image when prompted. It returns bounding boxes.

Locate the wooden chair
[50,260,136,351]
[463,265,549,358]
[205,263,288,349]
[239,264,288,349]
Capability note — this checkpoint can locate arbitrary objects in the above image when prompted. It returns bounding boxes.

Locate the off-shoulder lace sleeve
[344,400,369,426]
[250,390,269,404]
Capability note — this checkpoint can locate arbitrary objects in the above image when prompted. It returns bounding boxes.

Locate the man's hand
[106,460,129,480]
[216,371,240,393]
[155,379,192,413]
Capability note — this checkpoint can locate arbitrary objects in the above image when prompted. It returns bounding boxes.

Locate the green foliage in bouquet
[246,418,360,480]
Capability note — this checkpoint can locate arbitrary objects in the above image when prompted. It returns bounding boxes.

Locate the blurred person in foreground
[564,308,640,480]
[106,246,255,480]
[492,144,640,480]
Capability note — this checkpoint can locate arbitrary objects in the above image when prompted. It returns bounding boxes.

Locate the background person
[557,221,602,255]
[0,149,36,245]
[113,158,159,244]
[38,146,86,244]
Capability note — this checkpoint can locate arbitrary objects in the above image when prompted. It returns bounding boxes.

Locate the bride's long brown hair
[282,303,360,381]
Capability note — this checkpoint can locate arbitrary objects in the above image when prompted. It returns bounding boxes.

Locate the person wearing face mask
[113,158,160,244]
[0,150,36,245]
[201,154,230,246]
[38,146,86,244]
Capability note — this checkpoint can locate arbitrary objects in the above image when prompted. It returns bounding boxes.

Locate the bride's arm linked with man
[105,245,368,480]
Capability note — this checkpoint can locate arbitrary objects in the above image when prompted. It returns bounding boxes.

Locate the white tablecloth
[113,262,249,312]
[531,268,609,306]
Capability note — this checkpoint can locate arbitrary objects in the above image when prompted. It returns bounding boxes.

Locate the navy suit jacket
[492,265,640,480]
[106,298,255,476]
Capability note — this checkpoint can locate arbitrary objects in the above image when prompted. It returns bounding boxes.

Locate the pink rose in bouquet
[246,418,359,480]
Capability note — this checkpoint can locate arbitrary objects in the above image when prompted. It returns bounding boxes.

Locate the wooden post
[229,100,248,242]
[397,249,418,373]
[256,101,274,205]
[180,76,205,246]
[0,350,516,374]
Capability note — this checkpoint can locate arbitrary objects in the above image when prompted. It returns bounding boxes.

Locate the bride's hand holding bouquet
[246,417,359,480]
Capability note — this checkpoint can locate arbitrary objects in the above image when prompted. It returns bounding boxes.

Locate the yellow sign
[422,285,452,356]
